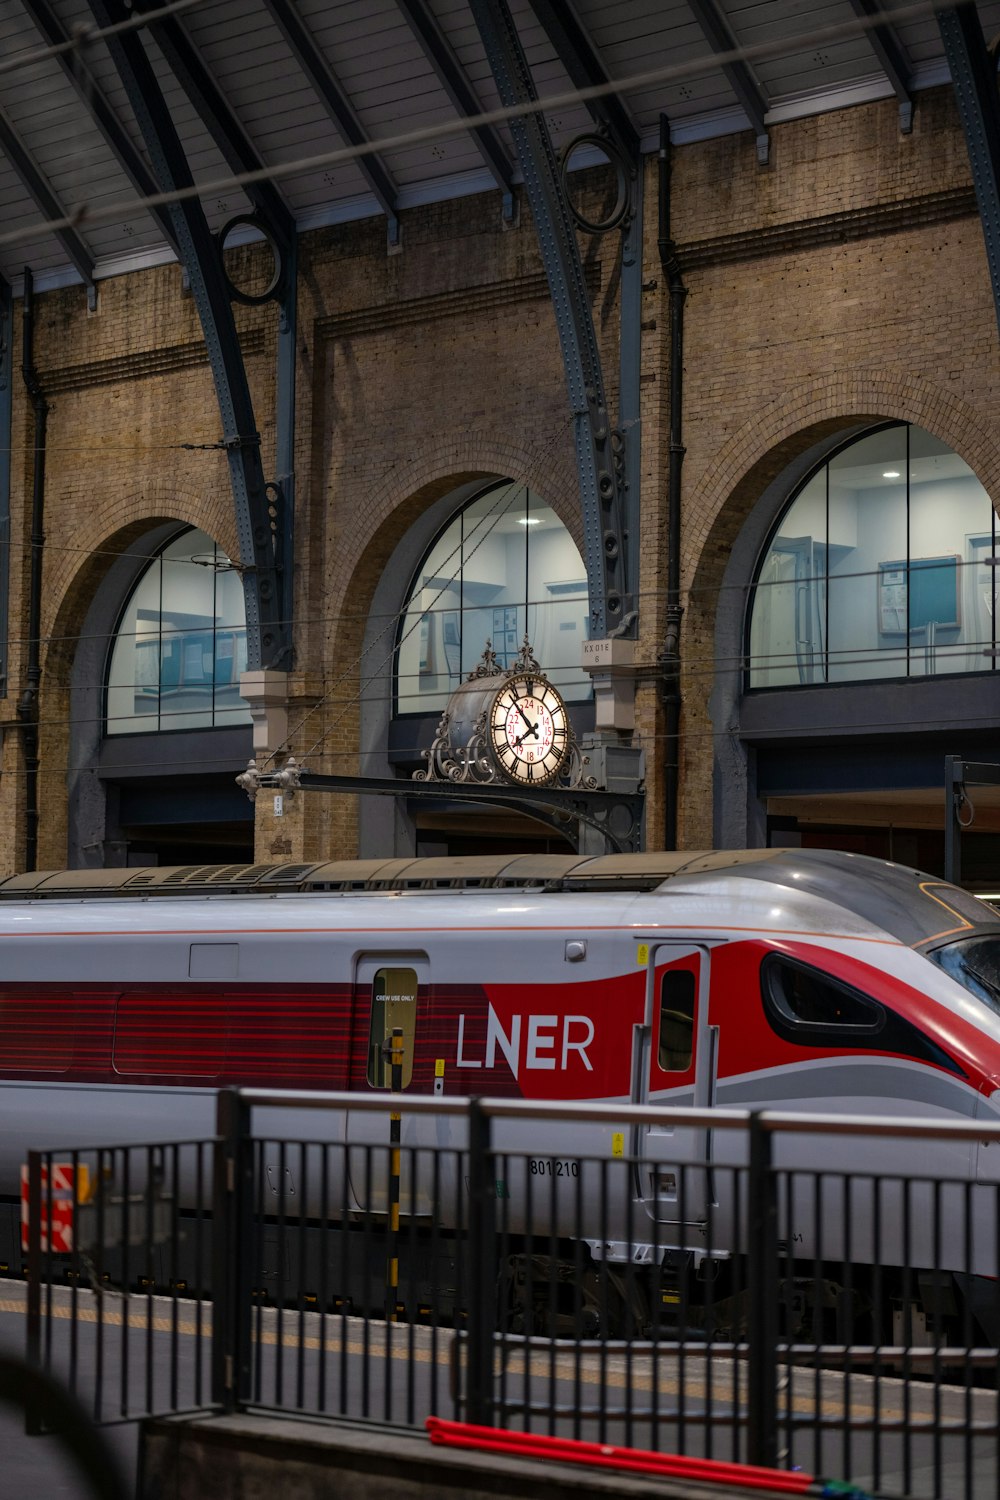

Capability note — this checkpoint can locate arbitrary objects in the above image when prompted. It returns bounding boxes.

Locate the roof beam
[469,0,632,639]
[0,107,95,292]
[938,3,1000,340]
[261,0,401,245]
[18,0,181,258]
[88,0,291,672]
[396,0,516,212]
[847,0,915,132]
[133,0,295,245]
[527,0,638,159]
[685,0,770,163]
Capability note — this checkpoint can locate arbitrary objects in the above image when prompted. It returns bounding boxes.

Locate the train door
[346,954,433,1215]
[633,943,716,1236]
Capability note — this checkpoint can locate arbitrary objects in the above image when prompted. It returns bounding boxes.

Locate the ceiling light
[518,517,541,526]
[882,470,900,478]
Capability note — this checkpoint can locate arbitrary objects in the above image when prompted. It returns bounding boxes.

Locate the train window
[113,993,226,1076]
[930,936,1000,1018]
[0,991,73,1071]
[367,967,417,1088]
[762,955,884,1041]
[659,970,696,1071]
[225,989,350,1087]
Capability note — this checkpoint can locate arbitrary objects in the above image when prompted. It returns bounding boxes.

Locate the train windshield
[930,937,1000,1019]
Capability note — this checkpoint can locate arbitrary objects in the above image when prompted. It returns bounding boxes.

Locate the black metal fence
[21,1092,1000,1500]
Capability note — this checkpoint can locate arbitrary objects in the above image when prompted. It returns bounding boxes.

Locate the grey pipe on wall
[657,115,687,850]
[18,267,48,873]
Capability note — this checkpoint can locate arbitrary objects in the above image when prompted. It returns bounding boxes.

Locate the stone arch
[44,487,236,691]
[681,372,1000,851]
[687,372,1000,606]
[318,432,578,749]
[38,501,239,870]
[325,429,580,647]
[311,435,580,857]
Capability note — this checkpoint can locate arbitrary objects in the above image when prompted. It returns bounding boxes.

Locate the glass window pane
[397,485,593,713]
[367,967,417,1088]
[106,563,162,733]
[397,517,464,715]
[213,566,250,723]
[460,490,517,679]
[764,957,882,1031]
[526,493,589,698]
[113,992,226,1076]
[658,969,695,1071]
[908,431,994,677]
[748,472,827,687]
[0,989,73,1071]
[106,528,251,736]
[827,427,908,682]
[159,538,216,731]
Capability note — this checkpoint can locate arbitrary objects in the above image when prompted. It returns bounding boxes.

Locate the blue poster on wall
[878,556,961,634]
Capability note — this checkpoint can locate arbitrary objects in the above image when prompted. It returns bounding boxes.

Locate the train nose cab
[929,932,1000,1185]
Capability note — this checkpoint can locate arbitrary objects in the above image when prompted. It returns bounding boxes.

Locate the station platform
[138,1412,849,1499]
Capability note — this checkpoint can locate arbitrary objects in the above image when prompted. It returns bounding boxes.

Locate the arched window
[106,527,251,734]
[747,424,998,688]
[396,484,591,714]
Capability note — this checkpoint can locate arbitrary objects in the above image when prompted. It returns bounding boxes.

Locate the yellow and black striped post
[385,1025,403,1323]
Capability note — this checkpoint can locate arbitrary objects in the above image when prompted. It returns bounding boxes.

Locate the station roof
[2,0,999,294]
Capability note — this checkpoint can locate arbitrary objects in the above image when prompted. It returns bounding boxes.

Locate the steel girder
[527,0,638,158]
[0,275,10,697]
[263,0,401,246]
[396,0,516,219]
[253,768,644,854]
[0,108,95,294]
[469,0,631,640]
[686,0,770,163]
[132,0,295,252]
[89,0,291,671]
[19,0,181,259]
[528,0,642,636]
[847,0,914,133]
[938,4,1000,339]
[132,0,297,642]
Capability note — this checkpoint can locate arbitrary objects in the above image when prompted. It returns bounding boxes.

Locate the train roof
[0,848,994,941]
[0,847,794,898]
[0,849,996,952]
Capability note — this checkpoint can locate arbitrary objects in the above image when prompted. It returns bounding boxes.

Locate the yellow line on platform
[2,1288,993,1425]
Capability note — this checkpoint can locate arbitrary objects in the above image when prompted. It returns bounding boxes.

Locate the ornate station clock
[416,637,591,790]
[488,673,569,784]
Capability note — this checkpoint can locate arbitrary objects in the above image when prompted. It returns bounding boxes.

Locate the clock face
[489,677,570,784]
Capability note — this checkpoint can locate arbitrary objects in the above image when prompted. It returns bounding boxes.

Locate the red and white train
[0,847,998,1330]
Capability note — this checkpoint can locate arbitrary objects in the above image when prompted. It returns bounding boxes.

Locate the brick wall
[0,85,996,870]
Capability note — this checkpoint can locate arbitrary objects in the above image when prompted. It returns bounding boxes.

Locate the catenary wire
[0,0,211,84]
[0,0,967,254]
[8,688,1000,789]
[287,415,579,769]
[0,0,991,765]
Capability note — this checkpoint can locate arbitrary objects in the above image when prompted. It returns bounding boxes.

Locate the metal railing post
[466,1098,496,1427]
[212,1088,253,1413]
[944,754,962,886]
[386,1025,403,1323]
[747,1111,778,1468]
[24,1150,43,1434]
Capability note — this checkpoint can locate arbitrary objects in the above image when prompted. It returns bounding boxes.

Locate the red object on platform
[425,1417,814,1494]
[19,1162,77,1254]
